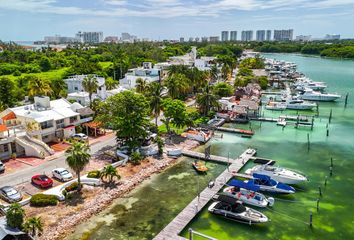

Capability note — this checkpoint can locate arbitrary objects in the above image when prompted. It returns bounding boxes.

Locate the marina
[67,53,354,240]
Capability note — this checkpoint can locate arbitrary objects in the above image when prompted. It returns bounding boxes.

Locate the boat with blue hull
[245,173,295,194]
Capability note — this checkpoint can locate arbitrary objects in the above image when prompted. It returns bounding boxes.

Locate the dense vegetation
[252,40,354,58]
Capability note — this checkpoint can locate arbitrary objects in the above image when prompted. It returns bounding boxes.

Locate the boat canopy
[214,194,237,205]
[253,173,272,181]
[229,179,260,192]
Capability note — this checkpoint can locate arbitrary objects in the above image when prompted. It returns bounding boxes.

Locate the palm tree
[105,77,118,90]
[196,85,219,116]
[28,77,52,96]
[82,75,98,108]
[23,217,43,238]
[221,64,231,81]
[135,78,149,94]
[164,73,189,99]
[148,82,164,127]
[65,141,91,192]
[51,78,67,98]
[100,165,121,183]
[209,64,219,82]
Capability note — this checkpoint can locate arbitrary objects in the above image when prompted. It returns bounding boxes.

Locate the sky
[0,0,353,41]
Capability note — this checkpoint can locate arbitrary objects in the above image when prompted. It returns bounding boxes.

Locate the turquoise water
[69,54,354,240]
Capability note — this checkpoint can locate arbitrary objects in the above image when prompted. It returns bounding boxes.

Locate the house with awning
[0,96,93,160]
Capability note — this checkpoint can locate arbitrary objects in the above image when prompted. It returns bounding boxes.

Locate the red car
[31,175,53,188]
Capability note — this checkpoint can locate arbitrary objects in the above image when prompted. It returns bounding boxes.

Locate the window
[56,119,64,128]
[40,121,53,129]
[74,87,78,91]
[70,116,77,123]
[3,144,9,152]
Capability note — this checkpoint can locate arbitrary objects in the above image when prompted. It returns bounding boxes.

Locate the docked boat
[222,180,274,208]
[294,78,327,91]
[265,101,286,111]
[245,173,295,194]
[209,194,269,224]
[286,99,317,110]
[299,89,341,102]
[192,161,208,173]
[245,164,308,185]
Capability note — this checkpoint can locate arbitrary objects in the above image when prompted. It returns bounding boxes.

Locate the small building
[119,62,160,89]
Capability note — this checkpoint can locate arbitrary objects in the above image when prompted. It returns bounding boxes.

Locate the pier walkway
[154,148,257,240]
[216,127,254,135]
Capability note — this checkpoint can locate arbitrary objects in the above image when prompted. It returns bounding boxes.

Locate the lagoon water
[69,54,354,240]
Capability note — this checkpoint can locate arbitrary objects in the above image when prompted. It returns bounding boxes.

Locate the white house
[119,62,160,89]
[194,56,216,71]
[0,97,92,159]
[65,75,107,106]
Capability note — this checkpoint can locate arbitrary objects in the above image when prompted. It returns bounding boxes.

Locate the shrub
[130,152,143,165]
[87,170,101,179]
[30,194,58,207]
[65,182,83,192]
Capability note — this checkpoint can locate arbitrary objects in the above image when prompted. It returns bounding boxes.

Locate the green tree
[105,77,118,90]
[135,77,149,94]
[213,82,233,98]
[28,77,52,96]
[161,98,187,134]
[196,85,219,116]
[51,78,67,98]
[164,73,189,99]
[98,91,150,150]
[23,217,43,238]
[6,203,25,229]
[65,141,91,192]
[82,75,98,108]
[221,64,231,80]
[38,57,52,72]
[0,77,15,107]
[209,64,219,82]
[100,165,120,183]
[148,82,164,127]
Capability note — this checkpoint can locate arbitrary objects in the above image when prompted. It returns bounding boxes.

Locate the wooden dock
[153,148,257,240]
[250,117,278,122]
[182,149,230,164]
[216,127,254,135]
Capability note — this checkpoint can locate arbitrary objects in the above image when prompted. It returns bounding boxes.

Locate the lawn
[158,124,186,135]
[3,67,69,81]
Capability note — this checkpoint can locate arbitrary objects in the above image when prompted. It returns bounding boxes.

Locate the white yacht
[300,89,341,102]
[294,78,327,91]
[286,99,317,110]
[245,164,308,185]
[265,101,286,111]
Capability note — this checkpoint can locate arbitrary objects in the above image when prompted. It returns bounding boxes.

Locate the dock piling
[307,133,310,151]
[309,213,313,227]
[344,93,349,108]
[329,109,332,124]
[326,129,329,137]
[330,166,333,176]
[324,176,328,187]
[318,186,322,197]
[316,199,320,212]
[330,157,333,167]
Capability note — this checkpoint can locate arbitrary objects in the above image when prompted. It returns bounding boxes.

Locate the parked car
[0,161,4,173]
[72,133,89,141]
[52,168,73,182]
[0,186,22,203]
[31,174,53,188]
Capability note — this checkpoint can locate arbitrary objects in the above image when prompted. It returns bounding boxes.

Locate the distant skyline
[0,0,353,41]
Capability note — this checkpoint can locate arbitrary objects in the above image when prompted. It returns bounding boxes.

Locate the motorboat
[246,164,308,185]
[286,99,317,110]
[294,78,327,91]
[192,161,208,173]
[265,101,286,111]
[209,194,269,224]
[276,118,286,127]
[299,89,341,102]
[245,173,295,194]
[222,180,275,208]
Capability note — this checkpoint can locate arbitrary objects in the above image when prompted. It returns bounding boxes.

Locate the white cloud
[0,0,353,18]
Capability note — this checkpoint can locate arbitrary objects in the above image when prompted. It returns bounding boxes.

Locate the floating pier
[154,148,257,240]
[250,117,278,122]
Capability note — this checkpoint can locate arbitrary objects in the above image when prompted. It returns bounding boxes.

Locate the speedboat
[246,164,308,185]
[299,89,341,102]
[245,173,295,194]
[192,161,208,173]
[294,78,327,91]
[265,102,286,111]
[209,194,269,224]
[222,180,274,208]
[286,99,317,110]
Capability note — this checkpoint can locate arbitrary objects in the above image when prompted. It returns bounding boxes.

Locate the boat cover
[253,173,272,181]
[229,179,260,192]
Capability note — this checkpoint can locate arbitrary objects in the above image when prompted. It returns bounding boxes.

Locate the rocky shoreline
[33,139,200,240]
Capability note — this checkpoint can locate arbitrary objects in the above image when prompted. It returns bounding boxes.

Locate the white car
[52,168,73,182]
[72,133,89,141]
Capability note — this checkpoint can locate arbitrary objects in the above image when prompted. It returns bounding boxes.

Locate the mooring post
[311,117,314,131]
[330,166,333,176]
[326,129,329,137]
[309,213,313,227]
[318,186,322,197]
[344,93,349,108]
[316,104,319,117]
[189,228,193,240]
[316,199,320,212]
[324,176,328,187]
[307,133,310,151]
[329,109,332,124]
[330,157,333,167]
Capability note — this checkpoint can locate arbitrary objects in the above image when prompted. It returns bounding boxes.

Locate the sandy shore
[26,139,200,240]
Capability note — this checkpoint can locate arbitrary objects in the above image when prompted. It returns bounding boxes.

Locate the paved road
[0,135,117,188]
